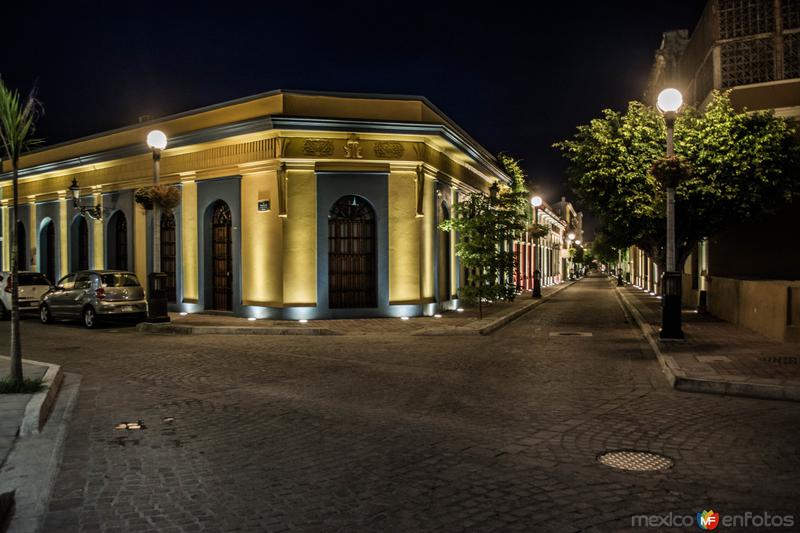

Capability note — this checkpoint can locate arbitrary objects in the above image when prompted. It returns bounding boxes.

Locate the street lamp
[656,88,684,339]
[68,178,103,220]
[146,130,170,322]
[531,195,543,298]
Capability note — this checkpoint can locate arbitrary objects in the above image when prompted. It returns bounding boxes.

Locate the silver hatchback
[40,270,147,328]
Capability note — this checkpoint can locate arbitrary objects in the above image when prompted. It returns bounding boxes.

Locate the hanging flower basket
[134,185,181,213]
[651,156,692,187]
[529,223,549,239]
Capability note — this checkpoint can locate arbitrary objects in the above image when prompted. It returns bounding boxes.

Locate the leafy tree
[554,91,800,270]
[440,155,529,317]
[0,79,42,384]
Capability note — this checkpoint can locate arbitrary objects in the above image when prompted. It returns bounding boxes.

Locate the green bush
[0,377,45,394]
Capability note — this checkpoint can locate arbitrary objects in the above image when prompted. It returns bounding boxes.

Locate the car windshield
[100,273,140,287]
[18,273,50,286]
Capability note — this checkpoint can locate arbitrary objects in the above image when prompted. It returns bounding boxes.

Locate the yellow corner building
[0,90,511,319]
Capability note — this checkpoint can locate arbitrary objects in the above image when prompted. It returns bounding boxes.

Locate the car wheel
[83,307,98,329]
[40,304,53,324]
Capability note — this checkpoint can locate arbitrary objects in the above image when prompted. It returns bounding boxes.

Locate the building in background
[643,0,800,342]
[0,90,510,319]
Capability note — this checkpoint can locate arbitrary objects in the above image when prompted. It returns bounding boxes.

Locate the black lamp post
[145,130,170,323]
[531,195,542,298]
[656,88,685,339]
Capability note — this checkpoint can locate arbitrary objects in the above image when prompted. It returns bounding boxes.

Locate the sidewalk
[0,362,47,468]
[140,281,576,336]
[616,281,800,401]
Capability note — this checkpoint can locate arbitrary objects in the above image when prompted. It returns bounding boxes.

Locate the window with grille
[721,38,774,86]
[785,32,800,79]
[782,0,800,30]
[719,0,775,39]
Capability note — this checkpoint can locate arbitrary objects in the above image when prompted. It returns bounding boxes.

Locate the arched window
[39,220,56,282]
[71,216,89,271]
[16,220,26,270]
[209,201,232,311]
[107,211,128,270]
[328,195,376,308]
[160,212,177,302]
[439,201,452,302]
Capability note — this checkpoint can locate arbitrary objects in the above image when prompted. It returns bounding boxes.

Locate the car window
[75,272,92,290]
[101,273,141,287]
[58,274,76,290]
[18,273,51,286]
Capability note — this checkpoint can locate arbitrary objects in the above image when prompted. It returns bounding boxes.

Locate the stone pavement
[146,282,571,336]
[2,275,798,532]
[0,361,47,468]
[617,281,800,400]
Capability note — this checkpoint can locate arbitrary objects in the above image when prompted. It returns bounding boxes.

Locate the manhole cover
[758,356,799,365]
[549,332,593,337]
[597,450,673,472]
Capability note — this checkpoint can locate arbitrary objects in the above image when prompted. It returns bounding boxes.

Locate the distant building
[643,0,800,342]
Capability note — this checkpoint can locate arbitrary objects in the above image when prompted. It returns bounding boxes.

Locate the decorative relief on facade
[344,134,363,159]
[374,141,404,159]
[302,138,334,157]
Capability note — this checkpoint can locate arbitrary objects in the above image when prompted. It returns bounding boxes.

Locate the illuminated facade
[0,91,512,319]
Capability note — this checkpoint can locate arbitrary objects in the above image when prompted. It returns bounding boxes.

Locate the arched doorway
[328,195,376,309]
[70,215,89,271]
[16,221,26,270]
[160,212,177,302]
[209,201,232,311]
[107,211,128,270]
[438,201,452,303]
[39,220,56,283]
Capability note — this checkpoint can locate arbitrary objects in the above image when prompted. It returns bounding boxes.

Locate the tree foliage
[0,77,43,383]
[440,155,529,316]
[554,91,800,269]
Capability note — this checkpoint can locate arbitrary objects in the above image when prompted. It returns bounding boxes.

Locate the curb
[0,356,64,437]
[138,323,340,336]
[413,280,578,336]
[613,284,800,402]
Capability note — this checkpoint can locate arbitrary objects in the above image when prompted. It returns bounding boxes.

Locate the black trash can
[147,272,171,322]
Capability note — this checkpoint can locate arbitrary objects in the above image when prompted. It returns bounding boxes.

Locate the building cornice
[1,115,510,185]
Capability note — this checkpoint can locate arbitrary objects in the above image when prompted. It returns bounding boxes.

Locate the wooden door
[160,213,177,302]
[328,196,376,309]
[211,202,232,311]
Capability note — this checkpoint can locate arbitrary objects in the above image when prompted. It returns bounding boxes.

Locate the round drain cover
[597,450,673,472]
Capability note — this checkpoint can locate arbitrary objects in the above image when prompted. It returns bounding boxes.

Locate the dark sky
[2,1,706,235]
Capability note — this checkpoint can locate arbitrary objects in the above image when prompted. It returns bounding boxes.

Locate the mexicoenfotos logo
[697,510,720,530]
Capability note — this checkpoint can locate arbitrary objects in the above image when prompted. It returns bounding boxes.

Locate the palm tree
[0,78,42,383]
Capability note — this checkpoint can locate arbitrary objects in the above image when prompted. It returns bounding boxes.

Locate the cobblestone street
[7,275,799,532]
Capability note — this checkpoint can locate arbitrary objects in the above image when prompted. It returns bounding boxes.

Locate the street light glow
[531,195,543,207]
[568,232,576,240]
[575,239,581,245]
[146,129,168,150]
[656,88,683,113]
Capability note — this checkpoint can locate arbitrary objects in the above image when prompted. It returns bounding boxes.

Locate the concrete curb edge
[0,356,64,437]
[137,323,341,336]
[613,283,800,402]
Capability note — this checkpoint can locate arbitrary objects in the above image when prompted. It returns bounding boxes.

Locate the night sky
[2,2,706,235]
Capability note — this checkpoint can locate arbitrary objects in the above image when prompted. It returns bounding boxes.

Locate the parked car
[40,270,147,328]
[0,271,52,319]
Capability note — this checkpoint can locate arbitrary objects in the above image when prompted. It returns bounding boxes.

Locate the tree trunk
[10,162,23,382]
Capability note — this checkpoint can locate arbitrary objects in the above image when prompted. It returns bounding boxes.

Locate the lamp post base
[532,279,542,298]
[146,272,171,323]
[660,271,684,339]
